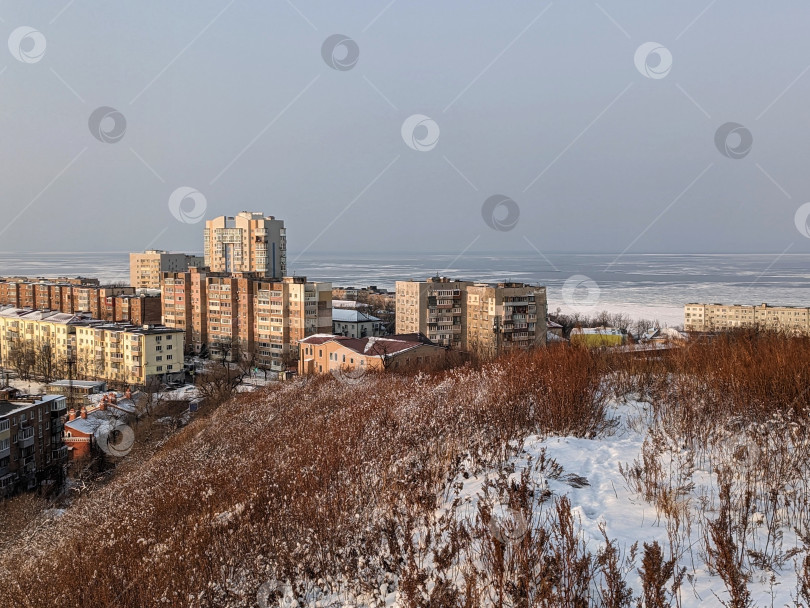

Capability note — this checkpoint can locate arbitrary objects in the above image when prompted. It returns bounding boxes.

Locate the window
[156,366,163,372]
[156,356,163,361]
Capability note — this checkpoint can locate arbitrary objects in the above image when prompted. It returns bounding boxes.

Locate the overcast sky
[2,1,810,256]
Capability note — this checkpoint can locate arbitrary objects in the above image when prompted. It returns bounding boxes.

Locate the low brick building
[298,333,446,376]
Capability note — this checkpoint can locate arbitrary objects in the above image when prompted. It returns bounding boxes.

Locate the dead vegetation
[0,329,809,606]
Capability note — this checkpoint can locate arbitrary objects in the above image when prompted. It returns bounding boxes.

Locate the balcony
[52,446,68,461]
[0,445,9,460]
[16,428,34,449]
[51,420,64,434]
[51,398,67,415]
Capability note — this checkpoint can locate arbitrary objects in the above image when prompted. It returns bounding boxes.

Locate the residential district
[1,210,808,497]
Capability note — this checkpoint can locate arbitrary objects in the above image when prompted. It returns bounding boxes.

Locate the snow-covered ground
[442,400,805,607]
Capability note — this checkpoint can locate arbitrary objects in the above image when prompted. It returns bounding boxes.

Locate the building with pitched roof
[298,333,445,376]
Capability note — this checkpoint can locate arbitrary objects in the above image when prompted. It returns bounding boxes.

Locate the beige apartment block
[73,323,184,386]
[203,212,286,277]
[0,308,78,367]
[395,277,548,353]
[129,250,204,289]
[684,303,810,333]
[395,277,471,348]
[161,269,331,371]
[466,282,548,355]
[0,306,183,387]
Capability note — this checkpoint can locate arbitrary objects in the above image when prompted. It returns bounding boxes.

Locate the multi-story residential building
[396,277,471,348]
[113,294,162,325]
[129,250,205,289]
[203,212,286,277]
[0,280,150,322]
[395,277,548,353]
[161,269,331,370]
[0,390,67,496]
[73,323,184,386]
[298,333,446,376]
[466,282,548,355]
[0,306,183,386]
[684,302,810,333]
[0,307,83,368]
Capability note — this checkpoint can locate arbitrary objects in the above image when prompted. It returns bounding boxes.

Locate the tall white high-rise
[203,212,286,277]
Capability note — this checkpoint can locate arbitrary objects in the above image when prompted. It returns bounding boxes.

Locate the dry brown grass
[2,330,810,606]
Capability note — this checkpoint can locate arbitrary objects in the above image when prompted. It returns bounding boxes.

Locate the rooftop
[332,308,380,323]
[300,333,436,356]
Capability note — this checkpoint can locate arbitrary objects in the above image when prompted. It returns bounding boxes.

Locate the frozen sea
[1,251,809,327]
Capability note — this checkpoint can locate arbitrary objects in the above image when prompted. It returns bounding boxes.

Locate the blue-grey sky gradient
[2,1,810,255]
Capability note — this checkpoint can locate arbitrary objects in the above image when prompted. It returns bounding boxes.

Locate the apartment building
[204,212,286,277]
[0,280,158,323]
[298,333,446,376]
[396,277,471,348]
[395,277,548,353]
[0,307,82,367]
[161,269,331,370]
[466,282,548,354]
[684,303,810,333]
[129,250,205,289]
[0,306,183,386]
[0,390,67,496]
[73,323,184,386]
